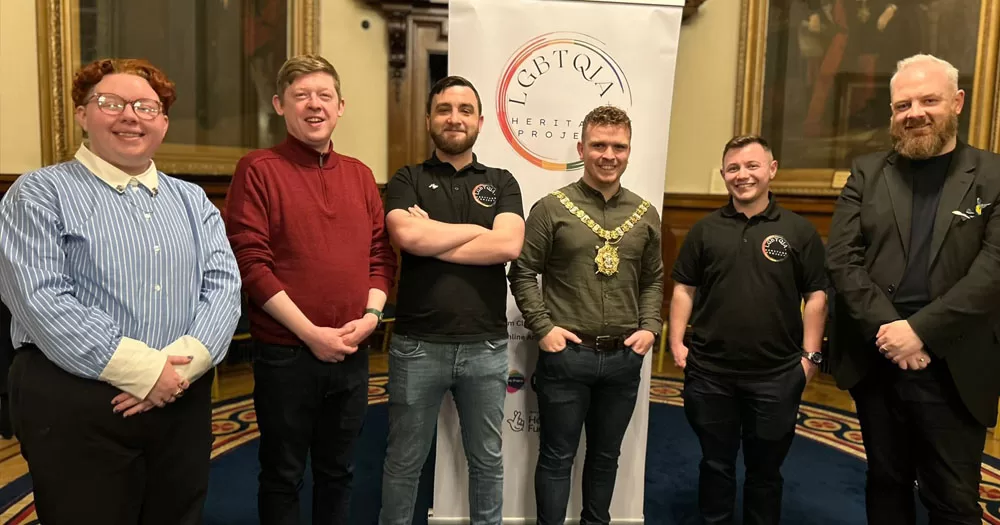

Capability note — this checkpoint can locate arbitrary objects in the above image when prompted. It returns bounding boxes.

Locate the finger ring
[919,357,926,363]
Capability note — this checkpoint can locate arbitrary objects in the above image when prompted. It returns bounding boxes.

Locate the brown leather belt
[575,332,633,351]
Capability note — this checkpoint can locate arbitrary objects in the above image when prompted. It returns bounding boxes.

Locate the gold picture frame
[35,0,319,175]
[736,0,1000,196]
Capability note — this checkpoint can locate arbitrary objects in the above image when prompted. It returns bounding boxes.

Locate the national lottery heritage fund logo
[496,32,633,171]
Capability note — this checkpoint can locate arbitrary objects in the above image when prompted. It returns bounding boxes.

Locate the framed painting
[736,0,1000,195]
[35,0,319,175]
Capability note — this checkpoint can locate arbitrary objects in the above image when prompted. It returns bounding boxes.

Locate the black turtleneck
[893,148,955,317]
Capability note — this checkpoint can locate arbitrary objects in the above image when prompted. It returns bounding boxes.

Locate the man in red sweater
[224,54,397,525]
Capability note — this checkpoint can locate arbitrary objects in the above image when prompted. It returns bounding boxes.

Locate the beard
[430,126,479,155]
[890,112,958,160]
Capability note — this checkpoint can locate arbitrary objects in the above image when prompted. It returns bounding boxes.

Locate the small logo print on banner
[496,32,633,172]
[507,370,526,393]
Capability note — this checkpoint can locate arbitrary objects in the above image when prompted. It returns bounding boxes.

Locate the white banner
[433,0,682,523]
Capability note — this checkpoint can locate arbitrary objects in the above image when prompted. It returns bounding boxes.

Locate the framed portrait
[736,0,1000,195]
[35,0,319,175]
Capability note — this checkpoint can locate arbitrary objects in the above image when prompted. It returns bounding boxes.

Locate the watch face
[810,353,823,364]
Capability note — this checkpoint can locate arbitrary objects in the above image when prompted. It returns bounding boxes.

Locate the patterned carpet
[3,376,1000,523]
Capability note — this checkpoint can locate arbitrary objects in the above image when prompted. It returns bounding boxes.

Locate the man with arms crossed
[380,75,525,525]
[508,105,663,525]
[225,55,397,525]
[0,58,241,525]
[670,136,828,525]
[827,54,1000,524]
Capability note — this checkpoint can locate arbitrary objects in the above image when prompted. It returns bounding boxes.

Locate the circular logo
[472,183,498,207]
[761,234,791,262]
[507,370,526,393]
[496,32,632,171]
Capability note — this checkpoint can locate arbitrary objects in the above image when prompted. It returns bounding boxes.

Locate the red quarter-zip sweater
[224,135,397,345]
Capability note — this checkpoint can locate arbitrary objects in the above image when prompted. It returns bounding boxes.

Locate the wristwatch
[364,308,384,322]
[802,351,823,365]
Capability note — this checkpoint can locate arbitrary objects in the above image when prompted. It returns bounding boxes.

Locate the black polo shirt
[671,195,828,376]
[385,153,523,343]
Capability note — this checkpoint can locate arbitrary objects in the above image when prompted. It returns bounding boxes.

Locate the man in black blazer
[827,53,1000,525]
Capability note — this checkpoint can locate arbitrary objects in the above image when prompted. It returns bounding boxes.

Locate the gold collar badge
[551,190,651,276]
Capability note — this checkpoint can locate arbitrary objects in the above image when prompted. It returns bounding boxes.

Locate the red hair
[72,58,177,114]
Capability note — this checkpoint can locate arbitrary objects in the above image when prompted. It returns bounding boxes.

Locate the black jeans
[534,343,644,525]
[682,364,806,525]
[253,342,369,525]
[851,359,986,525]
[9,346,214,525]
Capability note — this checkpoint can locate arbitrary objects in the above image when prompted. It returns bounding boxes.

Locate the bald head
[890,54,959,96]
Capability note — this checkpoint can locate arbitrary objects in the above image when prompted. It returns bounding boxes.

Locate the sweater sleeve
[224,157,285,306]
[363,166,397,294]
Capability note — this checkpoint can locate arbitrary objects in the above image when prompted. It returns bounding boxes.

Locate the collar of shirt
[721,191,781,221]
[422,152,487,175]
[573,178,623,205]
[274,134,341,169]
[74,144,159,194]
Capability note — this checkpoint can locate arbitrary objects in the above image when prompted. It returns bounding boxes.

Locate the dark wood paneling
[660,193,837,314]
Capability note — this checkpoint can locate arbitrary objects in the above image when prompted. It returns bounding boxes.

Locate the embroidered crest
[472,183,498,207]
[761,235,791,263]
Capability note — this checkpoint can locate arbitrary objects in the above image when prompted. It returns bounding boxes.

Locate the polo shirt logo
[473,183,499,207]
[761,234,791,262]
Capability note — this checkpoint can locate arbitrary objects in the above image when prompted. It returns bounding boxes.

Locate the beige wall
[323,0,389,182]
[665,2,740,194]
[0,1,43,175]
[0,0,734,193]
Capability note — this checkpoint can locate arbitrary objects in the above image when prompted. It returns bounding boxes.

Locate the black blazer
[827,142,1000,427]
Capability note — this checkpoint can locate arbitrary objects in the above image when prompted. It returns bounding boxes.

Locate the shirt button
[887,284,896,293]
[154,245,161,253]
[154,284,162,292]
[144,213,151,220]
[453,186,460,191]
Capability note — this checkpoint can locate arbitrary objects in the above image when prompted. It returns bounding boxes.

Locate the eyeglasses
[87,93,163,120]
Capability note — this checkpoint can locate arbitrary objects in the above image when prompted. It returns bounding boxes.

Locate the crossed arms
[386,206,524,265]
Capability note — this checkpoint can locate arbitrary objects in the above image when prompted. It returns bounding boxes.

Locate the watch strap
[364,308,383,322]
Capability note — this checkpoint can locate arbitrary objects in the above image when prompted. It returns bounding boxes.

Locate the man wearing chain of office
[508,104,663,525]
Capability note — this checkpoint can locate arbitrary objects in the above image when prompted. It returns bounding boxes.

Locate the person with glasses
[0,58,242,525]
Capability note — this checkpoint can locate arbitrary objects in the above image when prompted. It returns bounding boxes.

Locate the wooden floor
[1,349,999,493]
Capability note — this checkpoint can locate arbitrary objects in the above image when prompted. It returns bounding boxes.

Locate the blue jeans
[534,343,643,525]
[379,334,508,525]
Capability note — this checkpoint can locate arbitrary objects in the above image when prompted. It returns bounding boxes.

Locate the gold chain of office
[551,190,651,277]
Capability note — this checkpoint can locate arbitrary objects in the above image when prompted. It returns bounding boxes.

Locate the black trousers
[534,344,644,525]
[851,359,986,525]
[682,364,806,525]
[253,342,369,525]
[9,346,214,525]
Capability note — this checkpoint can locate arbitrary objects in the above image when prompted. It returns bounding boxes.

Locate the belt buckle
[595,335,613,351]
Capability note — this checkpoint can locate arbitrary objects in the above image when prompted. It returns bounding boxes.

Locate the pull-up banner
[435,0,683,522]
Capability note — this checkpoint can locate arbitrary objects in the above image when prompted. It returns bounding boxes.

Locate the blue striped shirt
[0,155,242,382]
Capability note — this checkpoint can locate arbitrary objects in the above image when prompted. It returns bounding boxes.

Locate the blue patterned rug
[3,376,1000,524]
